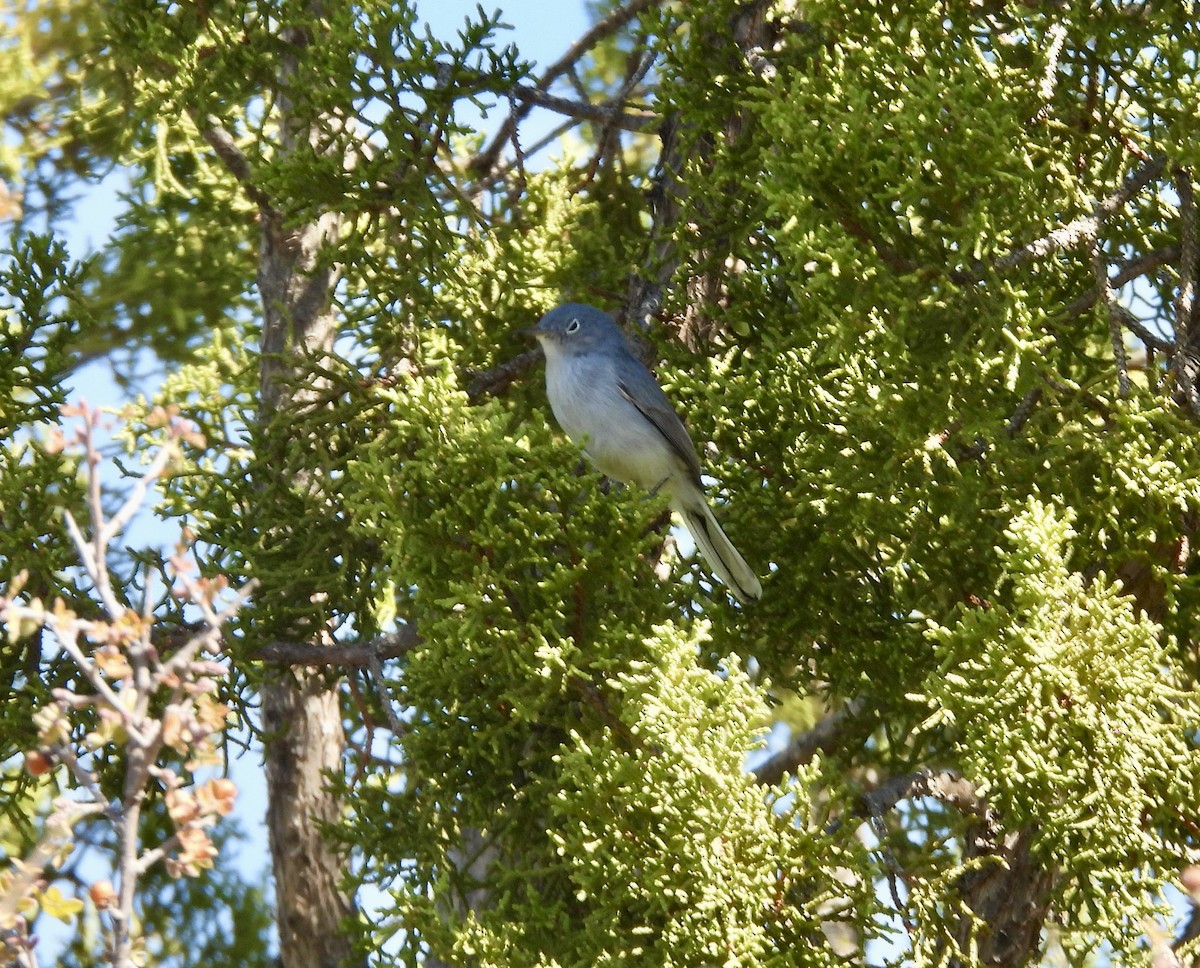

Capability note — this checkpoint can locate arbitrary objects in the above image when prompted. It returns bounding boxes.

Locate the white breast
[542,346,680,491]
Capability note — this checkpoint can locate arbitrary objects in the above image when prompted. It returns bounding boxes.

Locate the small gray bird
[529,303,762,604]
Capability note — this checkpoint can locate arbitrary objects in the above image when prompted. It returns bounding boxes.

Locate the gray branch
[1170,167,1200,415]
[988,154,1167,274]
[260,628,421,666]
[464,347,543,404]
[469,0,666,176]
[1061,243,1179,349]
[753,701,865,786]
[860,767,994,826]
[1092,240,1132,397]
[201,121,272,211]
[510,85,658,132]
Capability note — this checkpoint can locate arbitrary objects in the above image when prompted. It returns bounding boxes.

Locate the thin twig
[471,117,584,191]
[48,743,116,819]
[1109,302,1170,356]
[464,347,543,404]
[1038,21,1068,102]
[62,508,115,613]
[868,810,913,931]
[62,420,182,618]
[103,443,178,545]
[1093,240,1132,398]
[80,414,122,616]
[1004,385,1043,436]
[510,85,658,132]
[1060,244,1179,341]
[468,0,666,176]
[956,385,1044,462]
[1171,167,1200,414]
[367,649,410,737]
[50,632,149,748]
[1176,168,1198,345]
[134,834,182,876]
[579,50,661,189]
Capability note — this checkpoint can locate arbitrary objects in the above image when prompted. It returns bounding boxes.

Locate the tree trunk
[255,11,362,967]
[257,198,361,968]
[262,672,358,968]
[954,826,1057,967]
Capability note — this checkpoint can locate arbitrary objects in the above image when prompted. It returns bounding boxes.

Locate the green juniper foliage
[0,237,91,792]
[924,499,1200,953]
[340,337,869,963]
[3,0,1200,964]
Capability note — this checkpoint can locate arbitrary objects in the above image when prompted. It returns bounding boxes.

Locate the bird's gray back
[610,351,704,484]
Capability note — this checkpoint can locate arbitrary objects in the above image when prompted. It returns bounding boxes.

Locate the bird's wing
[614,355,705,483]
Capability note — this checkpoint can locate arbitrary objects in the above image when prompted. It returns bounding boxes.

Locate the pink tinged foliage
[0,406,252,968]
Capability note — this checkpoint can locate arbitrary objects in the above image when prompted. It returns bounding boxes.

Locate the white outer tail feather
[674,498,762,605]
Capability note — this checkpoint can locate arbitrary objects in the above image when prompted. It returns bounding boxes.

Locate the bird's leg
[648,476,670,497]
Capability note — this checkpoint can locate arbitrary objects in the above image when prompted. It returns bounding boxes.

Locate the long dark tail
[673,492,762,605]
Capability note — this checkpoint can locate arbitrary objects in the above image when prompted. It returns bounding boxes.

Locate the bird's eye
[565,318,581,334]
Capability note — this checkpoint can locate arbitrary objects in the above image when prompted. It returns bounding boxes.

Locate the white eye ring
[565,317,581,334]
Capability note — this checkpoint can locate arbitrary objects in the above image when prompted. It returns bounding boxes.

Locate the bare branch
[59,410,196,619]
[988,154,1167,275]
[1171,167,1200,415]
[855,768,995,940]
[860,767,994,826]
[975,155,1171,402]
[4,414,246,968]
[49,630,149,748]
[1038,21,1069,102]
[753,700,865,786]
[1061,243,1179,348]
[259,627,421,666]
[1109,302,1171,356]
[367,647,410,736]
[538,0,663,90]
[464,347,543,405]
[201,121,272,210]
[1176,168,1198,344]
[623,112,685,327]
[578,49,661,187]
[468,0,665,176]
[510,85,658,132]
[1092,240,1132,397]
[47,741,115,819]
[62,508,115,613]
[955,385,1044,462]
[103,442,178,545]
[856,769,1056,965]
[1003,385,1043,436]
[474,117,585,190]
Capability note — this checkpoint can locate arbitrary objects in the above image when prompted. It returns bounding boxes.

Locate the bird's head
[527,303,625,356]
